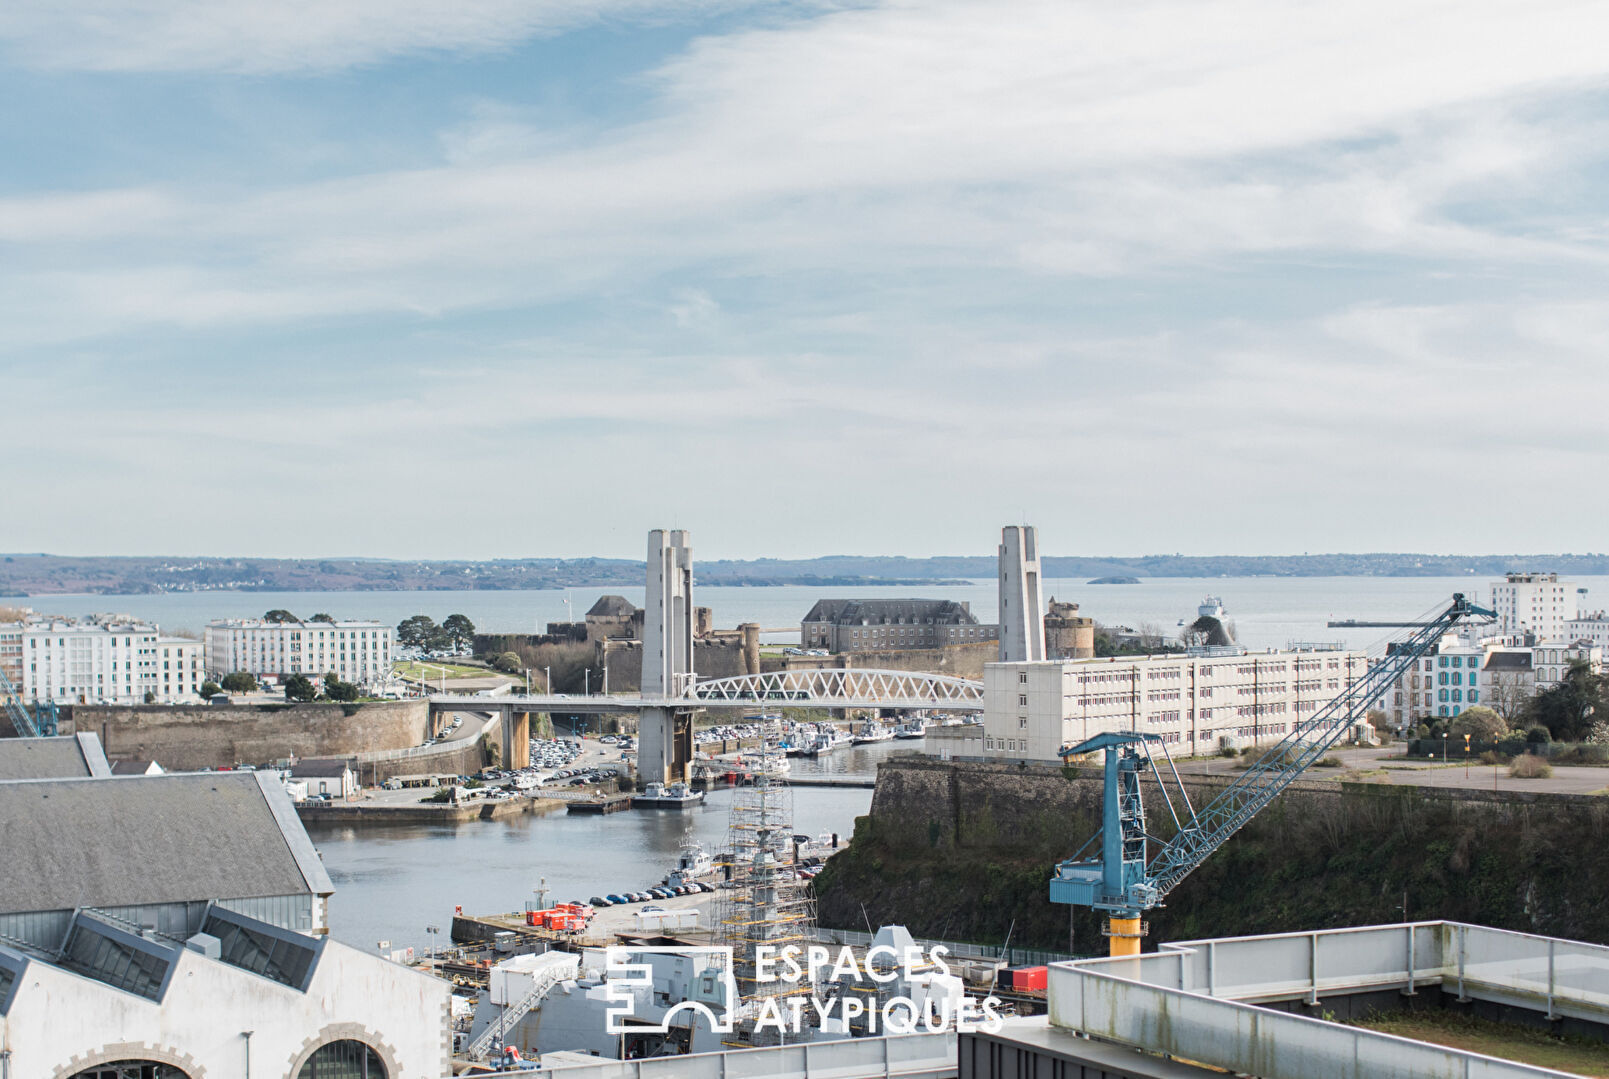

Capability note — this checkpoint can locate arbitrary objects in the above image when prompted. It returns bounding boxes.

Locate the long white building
[982,647,1368,764]
[204,618,393,684]
[19,618,204,705]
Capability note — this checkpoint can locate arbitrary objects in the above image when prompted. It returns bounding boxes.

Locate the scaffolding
[714,712,816,1011]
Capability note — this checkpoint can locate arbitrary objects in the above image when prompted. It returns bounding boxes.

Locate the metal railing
[503,1031,957,1079]
[688,669,985,710]
[1048,921,1609,1079]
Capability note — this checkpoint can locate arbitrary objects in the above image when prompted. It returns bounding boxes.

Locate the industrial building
[0,734,450,1078]
[982,648,1368,763]
[203,616,394,686]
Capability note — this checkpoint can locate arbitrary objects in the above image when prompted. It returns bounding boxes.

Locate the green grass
[1354,1010,1609,1076]
[392,660,501,682]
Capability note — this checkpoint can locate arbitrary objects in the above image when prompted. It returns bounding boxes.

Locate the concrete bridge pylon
[639,529,696,785]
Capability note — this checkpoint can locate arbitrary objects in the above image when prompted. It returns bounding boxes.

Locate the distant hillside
[0,551,1604,596]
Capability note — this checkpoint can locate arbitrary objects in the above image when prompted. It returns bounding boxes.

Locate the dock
[787,775,876,788]
[566,793,634,814]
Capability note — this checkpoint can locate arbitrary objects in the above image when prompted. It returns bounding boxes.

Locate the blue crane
[1050,592,1495,955]
[1,665,59,738]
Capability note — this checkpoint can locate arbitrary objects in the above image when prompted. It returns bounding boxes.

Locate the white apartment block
[21,619,203,705]
[1566,611,1609,652]
[205,618,394,684]
[1489,572,1578,640]
[0,621,22,688]
[982,648,1367,764]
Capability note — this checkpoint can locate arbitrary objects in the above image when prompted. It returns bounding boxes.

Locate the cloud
[0,0,765,73]
[7,0,1609,556]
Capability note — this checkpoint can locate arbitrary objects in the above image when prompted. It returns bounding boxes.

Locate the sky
[5,0,1609,562]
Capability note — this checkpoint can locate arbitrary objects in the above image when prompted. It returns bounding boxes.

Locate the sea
[27,574,1606,951]
[25,575,1605,653]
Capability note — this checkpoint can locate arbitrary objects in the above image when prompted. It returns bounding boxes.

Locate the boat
[851,722,894,745]
[631,782,705,810]
[737,751,790,777]
[667,841,714,886]
[893,723,924,740]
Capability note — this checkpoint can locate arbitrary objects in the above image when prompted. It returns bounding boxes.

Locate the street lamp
[426,924,440,959]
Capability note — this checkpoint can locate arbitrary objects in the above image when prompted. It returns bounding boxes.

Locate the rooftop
[0,734,110,781]
[803,598,979,626]
[0,770,332,917]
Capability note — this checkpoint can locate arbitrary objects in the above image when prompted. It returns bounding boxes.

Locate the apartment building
[0,620,23,688]
[1490,572,1578,639]
[20,618,202,705]
[801,598,999,653]
[982,648,1367,764]
[1565,611,1609,652]
[1372,634,1602,730]
[205,617,393,684]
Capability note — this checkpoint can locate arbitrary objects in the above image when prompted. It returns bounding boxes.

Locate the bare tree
[1138,621,1166,650]
[1486,671,1530,727]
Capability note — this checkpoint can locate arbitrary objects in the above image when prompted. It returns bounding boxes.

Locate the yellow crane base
[1104,916,1146,957]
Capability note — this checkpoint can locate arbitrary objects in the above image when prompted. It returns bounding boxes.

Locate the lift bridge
[1052,593,1495,956]
[1,666,58,738]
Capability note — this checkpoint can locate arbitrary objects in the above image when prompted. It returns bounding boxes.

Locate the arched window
[298,1040,387,1079]
[73,1064,191,1079]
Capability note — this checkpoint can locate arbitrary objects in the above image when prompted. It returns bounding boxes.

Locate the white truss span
[687,669,984,710]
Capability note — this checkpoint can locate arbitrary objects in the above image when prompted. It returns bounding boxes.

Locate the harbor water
[307,742,916,953]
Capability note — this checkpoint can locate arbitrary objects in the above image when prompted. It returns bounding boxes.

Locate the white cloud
[0,0,765,73]
[7,0,1609,555]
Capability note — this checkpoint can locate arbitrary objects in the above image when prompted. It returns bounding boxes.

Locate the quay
[788,774,876,788]
[296,795,562,825]
[566,792,634,814]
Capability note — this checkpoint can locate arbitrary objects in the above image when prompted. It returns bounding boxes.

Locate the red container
[1011,966,1047,991]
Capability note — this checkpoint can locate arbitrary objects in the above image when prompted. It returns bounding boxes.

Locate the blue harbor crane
[0,665,58,738]
[1050,593,1495,955]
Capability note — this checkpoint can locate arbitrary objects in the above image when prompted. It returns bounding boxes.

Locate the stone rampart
[66,700,431,771]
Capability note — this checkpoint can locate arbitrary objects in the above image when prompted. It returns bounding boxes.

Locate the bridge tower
[639,529,697,786]
[998,524,1046,662]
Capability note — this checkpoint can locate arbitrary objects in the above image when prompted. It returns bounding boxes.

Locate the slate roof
[586,595,639,618]
[0,734,111,781]
[290,758,353,778]
[0,771,332,916]
[110,760,160,776]
[802,598,979,626]
[1484,652,1533,671]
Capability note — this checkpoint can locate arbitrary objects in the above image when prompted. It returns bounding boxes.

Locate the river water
[307,742,913,952]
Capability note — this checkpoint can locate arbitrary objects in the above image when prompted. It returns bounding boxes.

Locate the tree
[263,609,298,624]
[1448,706,1506,743]
[1485,671,1530,726]
[1526,660,1606,743]
[200,680,222,699]
[323,672,359,702]
[443,614,476,652]
[143,690,156,704]
[310,613,335,623]
[397,615,439,649]
[284,674,316,701]
[221,671,258,694]
[493,651,523,675]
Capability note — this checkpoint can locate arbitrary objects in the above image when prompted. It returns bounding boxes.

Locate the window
[70,1062,192,1078]
[59,916,175,1002]
[1018,695,1027,706]
[298,1041,386,1079]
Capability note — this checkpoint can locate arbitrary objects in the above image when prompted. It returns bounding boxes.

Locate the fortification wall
[815,756,1609,951]
[66,700,431,771]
